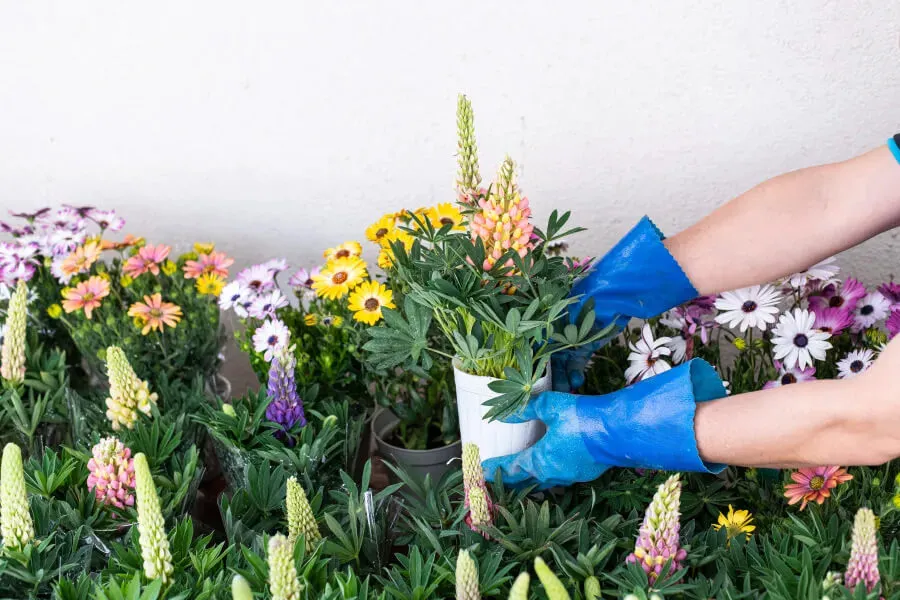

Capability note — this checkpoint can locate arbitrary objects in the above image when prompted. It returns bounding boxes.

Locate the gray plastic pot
[372,408,461,483]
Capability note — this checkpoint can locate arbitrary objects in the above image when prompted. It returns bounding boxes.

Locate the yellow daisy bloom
[712,505,755,541]
[365,215,397,244]
[377,230,414,269]
[161,260,178,276]
[196,273,225,296]
[323,241,363,262]
[312,257,368,300]
[194,242,215,254]
[426,203,465,231]
[348,281,396,325]
[304,314,318,326]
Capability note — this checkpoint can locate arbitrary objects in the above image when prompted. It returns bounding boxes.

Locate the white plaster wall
[2,1,900,283]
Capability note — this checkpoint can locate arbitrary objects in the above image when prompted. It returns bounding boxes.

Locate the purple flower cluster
[265,347,306,444]
[0,206,124,285]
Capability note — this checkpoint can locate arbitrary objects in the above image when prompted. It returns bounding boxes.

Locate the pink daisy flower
[87,209,125,232]
[763,360,816,389]
[812,307,853,336]
[183,251,234,279]
[122,244,171,278]
[887,309,900,340]
[878,282,900,308]
[784,466,852,511]
[264,258,289,274]
[289,267,321,289]
[809,278,866,313]
[237,264,276,293]
[62,276,110,319]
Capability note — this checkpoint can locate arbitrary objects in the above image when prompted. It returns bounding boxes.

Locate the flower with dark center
[793,334,809,348]
[741,300,758,313]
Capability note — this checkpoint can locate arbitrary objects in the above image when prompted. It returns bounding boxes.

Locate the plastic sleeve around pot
[568,216,699,325]
[576,359,726,473]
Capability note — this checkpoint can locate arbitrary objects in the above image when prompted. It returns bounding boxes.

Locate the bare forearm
[695,377,897,468]
[665,146,900,295]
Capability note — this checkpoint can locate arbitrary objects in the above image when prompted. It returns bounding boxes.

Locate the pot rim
[371,407,461,454]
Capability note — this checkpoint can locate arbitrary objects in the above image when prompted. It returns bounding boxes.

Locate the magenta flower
[123,244,171,278]
[763,360,816,389]
[845,508,879,593]
[811,307,853,336]
[887,309,900,340]
[626,474,687,583]
[809,278,866,313]
[86,437,136,509]
[878,282,900,307]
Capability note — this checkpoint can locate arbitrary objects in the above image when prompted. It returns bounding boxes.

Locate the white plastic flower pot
[453,360,550,461]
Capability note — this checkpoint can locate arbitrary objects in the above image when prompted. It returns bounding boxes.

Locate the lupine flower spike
[133,453,173,583]
[1,443,34,549]
[456,94,485,208]
[583,576,602,600]
[462,443,493,534]
[268,534,302,600]
[508,573,530,600]
[534,556,572,600]
[469,157,535,271]
[104,346,157,430]
[231,575,254,600]
[86,437,136,509]
[455,549,480,600]
[626,474,687,583]
[845,507,880,593]
[0,279,27,385]
[286,476,321,550]
[266,343,307,444]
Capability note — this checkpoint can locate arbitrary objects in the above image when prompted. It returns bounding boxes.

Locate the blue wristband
[888,136,900,165]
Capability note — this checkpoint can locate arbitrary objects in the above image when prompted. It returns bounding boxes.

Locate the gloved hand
[483,359,727,489]
[554,216,699,391]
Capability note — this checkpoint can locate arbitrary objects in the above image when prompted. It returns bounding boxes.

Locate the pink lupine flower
[468,157,534,271]
[462,443,493,535]
[626,474,687,583]
[845,507,880,593]
[123,244,171,278]
[86,437,136,509]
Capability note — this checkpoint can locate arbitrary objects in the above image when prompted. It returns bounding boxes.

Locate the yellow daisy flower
[304,314,318,326]
[194,242,215,254]
[377,230,414,269]
[348,281,396,325]
[365,215,397,244]
[712,505,755,541]
[323,241,363,262]
[312,257,368,300]
[425,203,465,231]
[161,260,178,276]
[196,273,225,296]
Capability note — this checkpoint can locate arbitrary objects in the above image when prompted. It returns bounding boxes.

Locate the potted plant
[363,96,608,461]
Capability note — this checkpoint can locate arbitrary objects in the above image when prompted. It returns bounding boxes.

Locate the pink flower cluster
[86,437,136,509]
[469,159,535,271]
[626,474,687,583]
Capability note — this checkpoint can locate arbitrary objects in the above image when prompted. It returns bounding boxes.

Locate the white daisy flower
[783,256,840,289]
[625,323,672,383]
[836,348,875,379]
[666,330,689,364]
[252,319,290,362]
[852,291,890,331]
[237,264,276,294]
[264,258,290,274]
[771,308,832,370]
[248,289,289,319]
[714,284,783,332]
[219,281,250,317]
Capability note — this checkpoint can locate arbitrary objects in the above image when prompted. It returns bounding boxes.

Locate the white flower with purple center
[771,309,832,370]
[289,267,320,289]
[852,291,890,332]
[763,360,816,389]
[236,264,276,294]
[784,256,839,289]
[43,207,85,232]
[264,258,289,274]
[625,324,672,384]
[836,349,875,379]
[87,209,125,232]
[665,330,689,364]
[219,281,250,317]
[252,319,290,362]
[714,284,783,332]
[47,228,87,257]
[249,289,289,319]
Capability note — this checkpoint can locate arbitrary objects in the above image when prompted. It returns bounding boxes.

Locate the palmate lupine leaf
[363,297,433,371]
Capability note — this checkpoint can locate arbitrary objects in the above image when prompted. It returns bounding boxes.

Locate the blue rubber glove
[554,216,699,391]
[483,359,727,489]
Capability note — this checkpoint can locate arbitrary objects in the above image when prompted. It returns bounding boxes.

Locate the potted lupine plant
[364,95,606,460]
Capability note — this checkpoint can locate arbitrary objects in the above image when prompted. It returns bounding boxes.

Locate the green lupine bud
[1,280,27,385]
[286,476,320,550]
[1,443,34,548]
[231,574,254,600]
[468,487,490,527]
[534,557,571,600]
[456,94,482,194]
[584,575,601,599]
[222,403,236,417]
[462,443,493,532]
[508,572,530,600]
[268,534,301,600]
[105,346,158,431]
[822,571,842,592]
[133,453,173,583]
[455,550,480,600]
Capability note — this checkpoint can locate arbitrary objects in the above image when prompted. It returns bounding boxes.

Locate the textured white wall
[2,1,900,284]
